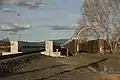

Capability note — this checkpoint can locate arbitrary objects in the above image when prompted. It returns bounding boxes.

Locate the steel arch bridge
[61,26,101,46]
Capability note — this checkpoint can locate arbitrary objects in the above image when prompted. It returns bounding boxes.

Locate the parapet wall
[1,41,44,54]
[18,41,44,53]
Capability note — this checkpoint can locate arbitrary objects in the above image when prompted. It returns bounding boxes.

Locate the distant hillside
[52,39,68,46]
[0,38,9,42]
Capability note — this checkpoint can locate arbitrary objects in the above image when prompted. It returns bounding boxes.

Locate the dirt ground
[0,53,120,80]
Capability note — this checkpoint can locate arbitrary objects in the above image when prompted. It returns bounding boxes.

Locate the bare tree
[77,0,120,54]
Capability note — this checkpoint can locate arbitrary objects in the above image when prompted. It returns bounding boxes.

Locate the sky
[0,0,81,42]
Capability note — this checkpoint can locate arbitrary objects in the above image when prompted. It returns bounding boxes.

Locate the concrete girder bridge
[61,25,106,56]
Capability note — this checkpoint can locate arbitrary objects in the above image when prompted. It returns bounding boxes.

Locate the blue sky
[0,0,81,42]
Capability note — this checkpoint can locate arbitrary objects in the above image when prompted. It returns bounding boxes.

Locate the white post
[77,45,79,52]
[67,49,68,57]
[45,40,53,56]
[56,49,58,52]
[10,41,18,53]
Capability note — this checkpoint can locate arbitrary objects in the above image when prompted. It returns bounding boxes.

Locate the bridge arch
[61,27,101,46]
[76,27,101,39]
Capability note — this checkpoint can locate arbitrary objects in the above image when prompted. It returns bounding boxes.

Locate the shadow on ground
[0,64,67,77]
[36,58,108,80]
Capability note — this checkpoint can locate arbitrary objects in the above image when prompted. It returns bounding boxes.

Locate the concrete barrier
[41,52,61,57]
[2,52,22,56]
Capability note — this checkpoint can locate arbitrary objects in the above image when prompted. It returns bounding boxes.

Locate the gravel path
[0,54,120,80]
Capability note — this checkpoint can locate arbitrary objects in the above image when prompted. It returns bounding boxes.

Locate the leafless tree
[77,0,120,54]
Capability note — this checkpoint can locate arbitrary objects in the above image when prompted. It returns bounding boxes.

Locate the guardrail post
[67,49,68,57]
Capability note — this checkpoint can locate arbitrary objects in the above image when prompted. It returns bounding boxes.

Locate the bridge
[60,25,110,55]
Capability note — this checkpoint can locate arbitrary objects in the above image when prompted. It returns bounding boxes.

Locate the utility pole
[9,33,23,41]
[18,34,21,41]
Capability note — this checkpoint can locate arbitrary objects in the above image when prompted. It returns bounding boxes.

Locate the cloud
[0,0,22,4]
[0,0,44,9]
[0,22,32,32]
[1,7,16,12]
